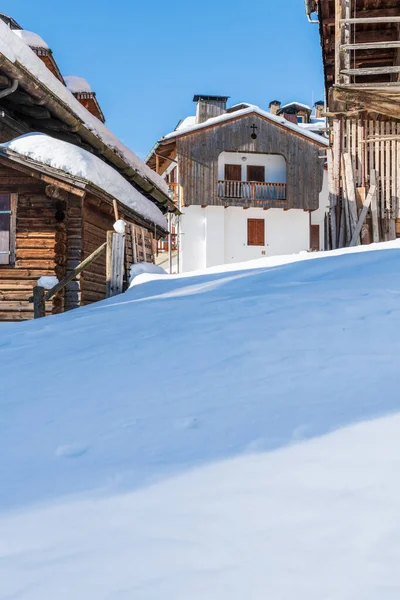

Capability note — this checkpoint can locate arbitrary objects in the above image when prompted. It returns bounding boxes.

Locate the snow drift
[2,243,400,599]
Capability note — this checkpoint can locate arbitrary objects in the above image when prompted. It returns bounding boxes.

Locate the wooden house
[305,0,400,248]
[147,95,329,272]
[0,15,175,321]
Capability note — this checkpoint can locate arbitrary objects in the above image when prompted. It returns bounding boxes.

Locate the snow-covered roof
[298,118,326,133]
[64,75,92,94]
[0,133,167,230]
[175,116,196,132]
[0,20,169,198]
[163,104,329,146]
[12,29,49,50]
[279,101,312,112]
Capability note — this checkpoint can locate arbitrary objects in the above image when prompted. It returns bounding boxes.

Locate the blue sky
[3,0,324,158]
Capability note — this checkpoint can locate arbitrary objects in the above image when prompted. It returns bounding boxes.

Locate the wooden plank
[341,66,400,76]
[350,185,376,247]
[342,152,359,241]
[33,285,45,318]
[45,242,107,301]
[106,230,113,298]
[370,170,379,243]
[341,41,400,51]
[340,16,400,24]
[397,123,400,219]
[110,232,125,297]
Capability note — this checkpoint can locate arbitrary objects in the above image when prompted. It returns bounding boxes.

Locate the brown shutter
[0,193,11,265]
[224,164,241,181]
[310,224,320,251]
[247,219,265,246]
[247,165,265,182]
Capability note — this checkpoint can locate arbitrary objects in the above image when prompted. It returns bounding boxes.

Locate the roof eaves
[0,148,171,233]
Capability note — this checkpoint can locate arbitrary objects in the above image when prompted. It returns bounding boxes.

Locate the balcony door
[224,164,242,198]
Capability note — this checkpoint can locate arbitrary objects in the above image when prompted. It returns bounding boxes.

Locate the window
[0,193,16,266]
[297,115,304,123]
[247,165,265,182]
[247,219,265,246]
[224,164,241,181]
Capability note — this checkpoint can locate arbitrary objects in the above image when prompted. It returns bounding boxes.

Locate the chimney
[314,100,324,119]
[269,100,281,115]
[193,94,229,124]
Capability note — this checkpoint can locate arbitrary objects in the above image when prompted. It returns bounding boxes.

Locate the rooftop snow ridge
[64,75,92,94]
[163,104,328,146]
[12,29,49,49]
[0,133,167,230]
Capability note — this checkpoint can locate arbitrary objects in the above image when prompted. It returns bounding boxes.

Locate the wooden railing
[218,181,286,201]
[168,182,179,202]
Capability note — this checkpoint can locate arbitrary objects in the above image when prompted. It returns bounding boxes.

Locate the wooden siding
[176,114,324,210]
[0,159,162,321]
[81,198,112,306]
[0,164,66,320]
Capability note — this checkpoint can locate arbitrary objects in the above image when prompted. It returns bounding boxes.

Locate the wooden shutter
[0,193,11,265]
[310,224,320,251]
[247,219,265,246]
[247,165,265,182]
[224,164,241,181]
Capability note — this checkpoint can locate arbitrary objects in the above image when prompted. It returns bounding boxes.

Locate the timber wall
[0,165,65,321]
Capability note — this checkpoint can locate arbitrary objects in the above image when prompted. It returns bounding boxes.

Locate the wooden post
[106,230,113,298]
[141,228,146,261]
[131,224,138,264]
[109,232,125,297]
[33,285,45,319]
[343,152,359,243]
[112,199,119,222]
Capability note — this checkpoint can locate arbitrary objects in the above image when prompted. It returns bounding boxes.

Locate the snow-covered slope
[2,243,400,599]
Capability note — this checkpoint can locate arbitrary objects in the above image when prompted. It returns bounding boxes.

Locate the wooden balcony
[217,180,286,201]
[168,182,179,203]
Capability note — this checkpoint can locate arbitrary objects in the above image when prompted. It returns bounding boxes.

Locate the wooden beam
[349,184,376,247]
[341,41,400,51]
[45,242,107,301]
[341,66,400,76]
[338,82,400,89]
[340,16,400,24]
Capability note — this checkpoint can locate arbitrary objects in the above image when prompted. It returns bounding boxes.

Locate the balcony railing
[218,180,286,201]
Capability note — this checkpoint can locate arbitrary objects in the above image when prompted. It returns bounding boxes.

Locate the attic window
[297,116,305,123]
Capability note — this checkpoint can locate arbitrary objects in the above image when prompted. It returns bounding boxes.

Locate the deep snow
[2,243,400,599]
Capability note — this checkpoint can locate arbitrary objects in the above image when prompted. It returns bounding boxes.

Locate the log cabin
[147,95,329,273]
[0,15,176,320]
[305,0,400,248]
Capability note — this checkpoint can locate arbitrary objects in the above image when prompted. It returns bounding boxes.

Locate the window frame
[0,193,17,267]
[247,218,265,247]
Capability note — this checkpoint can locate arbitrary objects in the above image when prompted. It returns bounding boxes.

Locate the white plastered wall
[218,151,286,183]
[310,168,329,250]
[179,206,311,271]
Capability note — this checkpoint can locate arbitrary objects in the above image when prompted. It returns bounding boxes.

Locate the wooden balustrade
[217,180,286,201]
